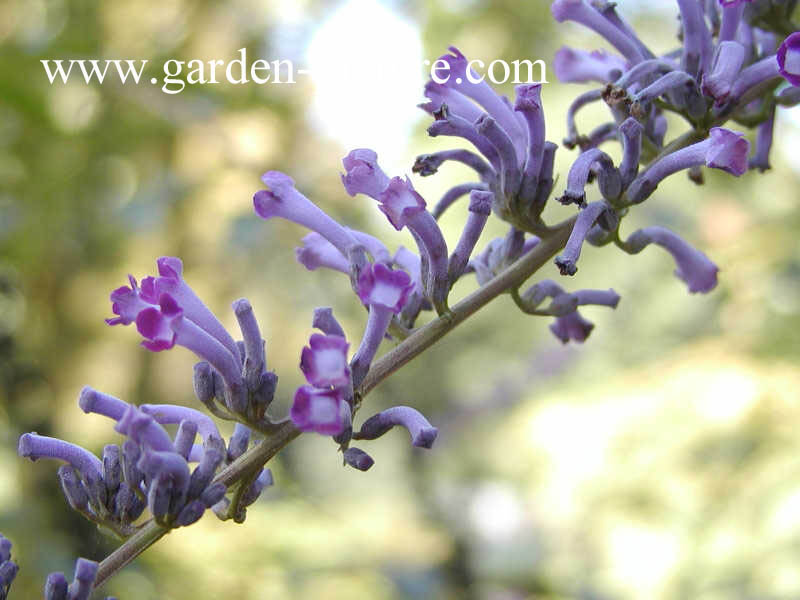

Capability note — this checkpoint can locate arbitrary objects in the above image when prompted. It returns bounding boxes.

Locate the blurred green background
[2,0,800,598]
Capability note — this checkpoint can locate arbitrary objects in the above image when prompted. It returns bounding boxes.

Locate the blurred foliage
[1,0,800,599]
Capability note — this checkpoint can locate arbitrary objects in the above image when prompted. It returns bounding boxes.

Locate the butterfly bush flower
[342,447,375,471]
[107,260,277,420]
[516,279,620,344]
[555,201,613,275]
[553,47,627,83]
[354,406,439,449]
[0,535,18,599]
[341,149,449,312]
[22,387,267,532]
[626,128,750,204]
[419,48,556,228]
[254,171,366,271]
[300,334,351,389]
[43,557,119,600]
[17,3,799,594]
[291,386,351,436]
[621,226,719,293]
[777,32,800,86]
[702,41,747,103]
[351,263,415,387]
[550,311,596,344]
[291,310,354,436]
[552,0,648,63]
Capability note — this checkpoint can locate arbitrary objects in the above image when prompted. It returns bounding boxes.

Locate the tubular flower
[622,226,719,293]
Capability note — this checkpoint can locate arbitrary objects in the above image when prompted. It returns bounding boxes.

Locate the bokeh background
[2,1,800,598]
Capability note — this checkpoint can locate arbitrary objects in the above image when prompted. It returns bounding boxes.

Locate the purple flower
[750,107,775,172]
[115,405,176,452]
[295,232,350,274]
[354,406,438,449]
[139,404,223,445]
[704,128,751,173]
[290,386,351,436]
[778,32,800,87]
[341,151,448,309]
[343,447,375,471]
[729,55,782,101]
[413,149,494,182]
[676,0,713,78]
[356,263,414,313]
[448,190,493,283]
[300,333,351,389]
[341,148,391,198]
[312,306,347,338]
[514,84,546,194]
[557,148,621,206]
[108,257,238,359]
[430,47,526,153]
[350,263,414,387]
[378,176,427,231]
[551,0,646,63]
[702,41,746,103]
[623,226,719,293]
[19,433,103,482]
[550,311,595,344]
[0,535,17,599]
[47,558,99,600]
[106,258,245,397]
[79,386,128,421]
[553,47,627,83]
[718,0,753,42]
[392,246,424,296]
[626,128,750,204]
[555,202,612,275]
[254,171,362,262]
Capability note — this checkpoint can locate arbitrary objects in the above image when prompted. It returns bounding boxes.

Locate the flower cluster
[20,387,273,531]
[8,1,799,596]
[43,558,115,600]
[107,257,277,425]
[0,536,18,600]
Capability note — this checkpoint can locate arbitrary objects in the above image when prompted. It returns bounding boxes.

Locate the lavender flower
[551,0,647,63]
[290,386,351,436]
[107,257,238,358]
[750,106,775,172]
[354,406,439,449]
[106,258,246,411]
[550,311,595,344]
[343,447,375,471]
[300,333,351,389]
[0,535,17,600]
[555,202,612,275]
[312,307,347,338]
[553,47,627,83]
[516,279,619,343]
[351,263,414,387]
[676,0,713,78]
[777,32,800,86]
[626,128,750,204]
[702,41,746,103]
[341,150,449,310]
[718,0,752,42]
[622,226,719,293]
[43,557,117,600]
[19,433,104,483]
[254,171,362,262]
[448,190,493,283]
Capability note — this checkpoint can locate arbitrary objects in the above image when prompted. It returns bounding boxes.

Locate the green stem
[93,215,576,591]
